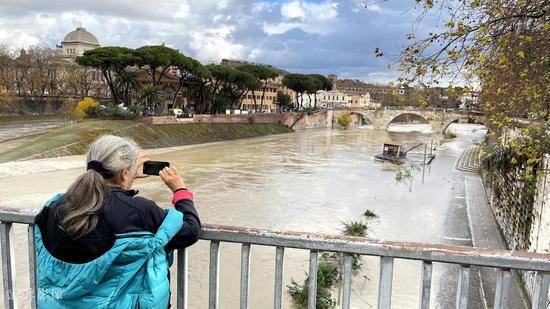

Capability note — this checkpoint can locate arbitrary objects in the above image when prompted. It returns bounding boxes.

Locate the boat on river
[374,141,425,164]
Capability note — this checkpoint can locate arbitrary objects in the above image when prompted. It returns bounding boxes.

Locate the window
[165,89,174,101]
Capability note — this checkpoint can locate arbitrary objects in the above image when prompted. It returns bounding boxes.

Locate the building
[316,90,353,109]
[459,91,480,110]
[350,93,380,109]
[56,27,100,62]
[221,59,296,113]
[329,75,409,103]
[128,67,187,109]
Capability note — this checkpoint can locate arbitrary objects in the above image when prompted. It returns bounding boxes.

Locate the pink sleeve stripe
[172,190,194,204]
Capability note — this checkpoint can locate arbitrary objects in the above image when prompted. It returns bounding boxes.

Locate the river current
[0,122,487,308]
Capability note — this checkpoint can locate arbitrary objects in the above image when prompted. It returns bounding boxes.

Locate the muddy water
[0,123,487,308]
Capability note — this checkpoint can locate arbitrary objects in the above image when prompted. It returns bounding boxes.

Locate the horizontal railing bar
[198,225,550,272]
[1,209,549,271]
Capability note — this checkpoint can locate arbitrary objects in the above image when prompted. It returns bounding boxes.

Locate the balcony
[0,207,548,309]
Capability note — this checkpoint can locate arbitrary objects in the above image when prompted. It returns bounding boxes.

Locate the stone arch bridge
[332,107,484,133]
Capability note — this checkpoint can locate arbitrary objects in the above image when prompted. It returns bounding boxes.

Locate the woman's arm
[166,189,201,250]
[159,166,202,250]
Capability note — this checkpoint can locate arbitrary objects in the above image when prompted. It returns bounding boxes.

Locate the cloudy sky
[0,0,438,83]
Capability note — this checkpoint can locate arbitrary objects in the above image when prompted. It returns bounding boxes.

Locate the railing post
[493,269,510,309]
[378,256,394,309]
[274,246,284,309]
[27,225,38,309]
[308,250,318,309]
[240,244,251,309]
[176,248,188,309]
[342,253,353,309]
[532,271,550,309]
[455,265,471,309]
[208,241,220,309]
[0,222,15,309]
[419,261,433,309]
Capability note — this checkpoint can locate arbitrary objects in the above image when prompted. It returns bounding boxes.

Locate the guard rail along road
[0,207,548,309]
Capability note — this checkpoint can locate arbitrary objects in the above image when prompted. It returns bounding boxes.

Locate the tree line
[0,44,334,115]
[76,45,334,114]
[0,45,98,98]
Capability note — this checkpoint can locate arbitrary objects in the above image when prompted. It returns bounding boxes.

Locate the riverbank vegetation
[287,211,377,308]
[0,120,292,162]
[336,112,353,129]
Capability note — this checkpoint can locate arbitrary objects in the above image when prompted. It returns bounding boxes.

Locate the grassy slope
[0,120,293,162]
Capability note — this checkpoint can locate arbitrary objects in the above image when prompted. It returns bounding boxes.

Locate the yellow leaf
[518,51,525,58]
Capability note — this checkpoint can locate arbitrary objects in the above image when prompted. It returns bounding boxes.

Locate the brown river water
[0,123,488,308]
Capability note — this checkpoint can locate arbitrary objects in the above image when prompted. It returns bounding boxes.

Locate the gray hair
[63,135,141,239]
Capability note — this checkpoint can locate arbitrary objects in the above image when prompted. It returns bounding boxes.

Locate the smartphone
[143,161,170,176]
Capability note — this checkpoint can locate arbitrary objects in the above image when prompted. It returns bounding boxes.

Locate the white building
[317,90,352,109]
[57,27,100,62]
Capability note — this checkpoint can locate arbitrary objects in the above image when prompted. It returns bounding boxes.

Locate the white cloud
[281,1,306,20]
[263,0,338,35]
[0,0,429,83]
[174,4,191,19]
[188,26,244,63]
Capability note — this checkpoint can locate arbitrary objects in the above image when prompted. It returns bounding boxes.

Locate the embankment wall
[482,152,550,304]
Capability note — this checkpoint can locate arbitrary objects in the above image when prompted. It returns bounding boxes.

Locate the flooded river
[0,123,487,308]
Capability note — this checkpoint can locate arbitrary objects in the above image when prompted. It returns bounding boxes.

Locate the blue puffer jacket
[36,194,183,309]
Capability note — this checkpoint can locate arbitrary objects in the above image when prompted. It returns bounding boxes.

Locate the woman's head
[63,135,141,238]
[86,135,141,188]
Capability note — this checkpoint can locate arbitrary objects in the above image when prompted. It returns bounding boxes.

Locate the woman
[34,135,201,308]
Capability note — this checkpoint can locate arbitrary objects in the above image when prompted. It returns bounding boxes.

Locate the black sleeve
[138,194,201,251]
[165,197,201,251]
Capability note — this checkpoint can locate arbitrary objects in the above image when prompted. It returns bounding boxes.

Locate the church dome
[62,27,99,46]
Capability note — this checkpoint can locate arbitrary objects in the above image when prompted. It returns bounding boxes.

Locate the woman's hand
[133,154,150,180]
[159,166,186,192]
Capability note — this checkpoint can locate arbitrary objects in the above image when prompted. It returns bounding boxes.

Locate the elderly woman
[34,135,201,308]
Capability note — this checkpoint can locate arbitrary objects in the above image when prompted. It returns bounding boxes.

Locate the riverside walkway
[0,206,549,309]
[465,176,529,308]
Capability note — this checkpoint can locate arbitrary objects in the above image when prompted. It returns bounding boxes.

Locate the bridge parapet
[0,207,547,309]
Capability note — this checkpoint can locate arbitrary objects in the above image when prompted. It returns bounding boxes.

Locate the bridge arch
[349,112,372,125]
[387,113,430,125]
[442,119,460,134]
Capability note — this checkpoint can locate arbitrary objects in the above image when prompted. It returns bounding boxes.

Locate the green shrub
[287,261,338,309]
[342,221,367,237]
[364,209,378,219]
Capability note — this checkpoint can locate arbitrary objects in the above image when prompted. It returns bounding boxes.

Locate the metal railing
[0,207,549,309]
